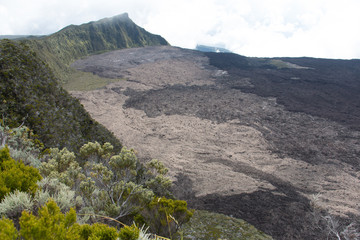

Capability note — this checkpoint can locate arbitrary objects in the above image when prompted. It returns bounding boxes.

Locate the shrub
[77,223,119,240]
[141,197,194,238]
[36,177,83,213]
[0,178,82,226]
[0,147,42,201]
[118,223,140,240]
[0,217,18,240]
[40,147,85,189]
[18,200,80,239]
[0,190,33,221]
[37,141,190,237]
[0,200,122,240]
[144,159,172,198]
[2,125,43,168]
[0,199,166,240]
[79,144,157,221]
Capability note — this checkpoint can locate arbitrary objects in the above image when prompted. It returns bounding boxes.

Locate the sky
[0,0,359,59]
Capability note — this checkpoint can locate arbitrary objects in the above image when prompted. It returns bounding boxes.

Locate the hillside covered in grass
[22,13,169,84]
[0,39,122,152]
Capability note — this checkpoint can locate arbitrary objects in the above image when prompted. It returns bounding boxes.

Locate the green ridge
[22,13,169,84]
[0,39,121,152]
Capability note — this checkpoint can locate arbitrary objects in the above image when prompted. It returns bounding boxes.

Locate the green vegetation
[62,70,124,91]
[175,210,273,240]
[0,200,159,240]
[0,124,190,239]
[143,197,194,238]
[0,217,18,239]
[118,224,141,240]
[19,200,81,239]
[0,39,121,152]
[0,147,42,201]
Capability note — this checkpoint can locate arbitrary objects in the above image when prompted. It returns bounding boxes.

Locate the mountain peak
[113,12,130,20]
[56,13,168,52]
[22,13,169,83]
[93,13,131,25]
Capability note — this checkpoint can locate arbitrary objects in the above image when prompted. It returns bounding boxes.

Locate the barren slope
[71,46,360,239]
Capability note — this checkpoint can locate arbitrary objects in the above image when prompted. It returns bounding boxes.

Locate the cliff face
[22,13,169,83]
[0,39,122,152]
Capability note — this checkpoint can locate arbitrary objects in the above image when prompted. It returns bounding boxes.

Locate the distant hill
[196,44,231,53]
[22,13,169,83]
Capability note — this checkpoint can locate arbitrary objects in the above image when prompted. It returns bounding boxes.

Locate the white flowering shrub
[0,190,33,220]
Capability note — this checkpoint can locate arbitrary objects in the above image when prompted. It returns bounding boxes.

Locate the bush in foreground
[0,200,165,240]
[0,147,42,201]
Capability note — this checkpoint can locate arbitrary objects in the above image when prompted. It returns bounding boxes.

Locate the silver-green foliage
[40,141,172,222]
[0,124,41,168]
[145,159,172,197]
[0,178,81,221]
[80,143,156,220]
[0,190,33,219]
[40,147,85,189]
[36,178,82,212]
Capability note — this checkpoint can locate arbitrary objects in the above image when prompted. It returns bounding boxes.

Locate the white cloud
[0,0,359,59]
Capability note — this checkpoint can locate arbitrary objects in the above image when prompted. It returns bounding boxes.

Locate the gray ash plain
[71,46,360,239]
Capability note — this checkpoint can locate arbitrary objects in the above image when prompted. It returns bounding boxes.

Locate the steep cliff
[0,39,122,152]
